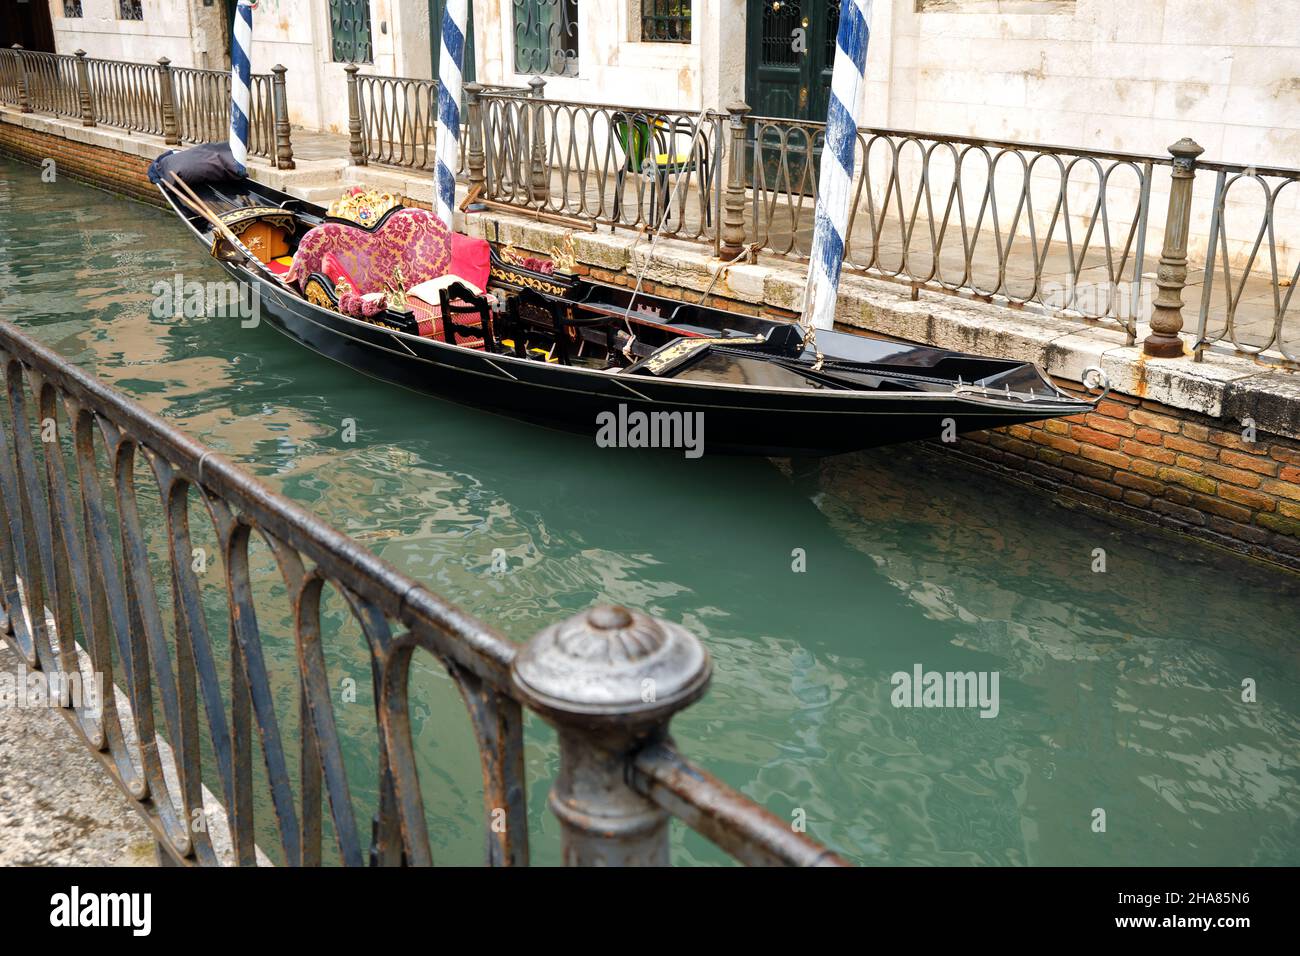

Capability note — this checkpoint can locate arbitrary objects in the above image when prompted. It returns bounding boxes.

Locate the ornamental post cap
[1168,137,1204,158]
[513,605,711,719]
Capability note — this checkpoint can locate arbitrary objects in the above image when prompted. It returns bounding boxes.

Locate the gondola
[151,145,1107,457]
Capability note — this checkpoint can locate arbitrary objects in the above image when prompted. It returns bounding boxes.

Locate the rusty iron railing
[0,47,292,168]
[461,90,1296,367]
[1192,160,1300,364]
[345,68,526,173]
[352,72,440,170]
[475,81,724,247]
[739,112,1161,343]
[0,317,845,867]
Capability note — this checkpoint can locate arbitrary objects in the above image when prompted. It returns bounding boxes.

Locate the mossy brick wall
[0,120,163,208]
[943,381,1300,571]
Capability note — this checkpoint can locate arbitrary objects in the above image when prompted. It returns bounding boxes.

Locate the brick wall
[0,121,163,208]
[944,380,1300,571]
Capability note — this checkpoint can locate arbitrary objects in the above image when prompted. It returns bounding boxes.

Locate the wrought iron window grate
[513,0,579,77]
[63,1,84,18]
[330,0,375,64]
[117,0,143,21]
[642,0,691,42]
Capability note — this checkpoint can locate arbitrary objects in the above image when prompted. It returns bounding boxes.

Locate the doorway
[745,0,839,123]
[744,0,840,192]
[1,0,56,52]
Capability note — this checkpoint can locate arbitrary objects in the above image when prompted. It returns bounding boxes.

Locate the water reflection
[2,158,1296,866]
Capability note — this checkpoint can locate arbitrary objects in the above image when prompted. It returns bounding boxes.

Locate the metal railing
[353,72,440,170]
[1192,161,1300,364]
[0,46,293,169]
[473,80,723,245]
[171,66,277,160]
[83,55,166,136]
[13,49,81,119]
[741,115,1159,340]
[345,69,527,173]
[0,317,845,867]
[463,90,1296,366]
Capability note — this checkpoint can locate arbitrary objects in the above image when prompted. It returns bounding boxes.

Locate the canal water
[1,157,1296,866]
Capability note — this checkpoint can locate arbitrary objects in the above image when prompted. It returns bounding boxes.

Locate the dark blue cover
[147,143,245,186]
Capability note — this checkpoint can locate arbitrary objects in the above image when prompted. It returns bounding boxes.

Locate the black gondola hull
[239,265,1079,455]
[161,176,1098,457]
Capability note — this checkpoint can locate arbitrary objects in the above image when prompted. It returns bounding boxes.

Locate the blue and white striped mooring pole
[435,0,468,230]
[803,0,873,331]
[229,0,255,174]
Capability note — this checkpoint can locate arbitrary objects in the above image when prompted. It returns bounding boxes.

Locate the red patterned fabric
[409,296,486,349]
[287,208,453,295]
[320,252,358,291]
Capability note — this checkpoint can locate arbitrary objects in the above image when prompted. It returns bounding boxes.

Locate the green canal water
[1,158,1297,866]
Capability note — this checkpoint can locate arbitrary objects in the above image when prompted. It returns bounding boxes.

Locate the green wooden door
[430,0,476,82]
[745,0,840,191]
[745,0,839,123]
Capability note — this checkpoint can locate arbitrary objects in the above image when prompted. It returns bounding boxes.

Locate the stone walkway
[0,637,155,866]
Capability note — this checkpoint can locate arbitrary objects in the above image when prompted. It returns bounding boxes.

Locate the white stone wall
[49,0,219,68]
[879,0,1300,276]
[475,0,714,111]
[48,0,433,134]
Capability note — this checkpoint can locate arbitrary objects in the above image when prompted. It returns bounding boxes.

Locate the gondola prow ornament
[229,0,258,175]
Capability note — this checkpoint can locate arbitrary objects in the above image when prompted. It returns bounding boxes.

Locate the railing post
[464,81,486,207]
[512,605,711,866]
[157,57,179,145]
[1144,137,1204,357]
[527,75,548,203]
[271,64,295,170]
[720,101,751,260]
[13,45,31,114]
[74,50,95,127]
[345,63,366,165]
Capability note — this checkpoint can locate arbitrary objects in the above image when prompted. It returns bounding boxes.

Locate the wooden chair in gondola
[504,289,622,366]
[436,281,499,353]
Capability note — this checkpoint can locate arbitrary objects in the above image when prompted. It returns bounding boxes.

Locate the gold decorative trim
[219,206,295,237]
[642,335,767,375]
[327,188,403,227]
[548,233,577,273]
[304,278,336,312]
[489,265,567,297]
